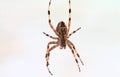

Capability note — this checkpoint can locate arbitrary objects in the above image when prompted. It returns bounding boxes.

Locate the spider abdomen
[56,21,67,37]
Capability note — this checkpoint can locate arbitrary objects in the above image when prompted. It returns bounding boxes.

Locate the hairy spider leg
[67,27,81,38]
[43,32,58,39]
[48,0,59,36]
[67,40,81,71]
[45,41,59,75]
[67,40,84,65]
[67,0,71,34]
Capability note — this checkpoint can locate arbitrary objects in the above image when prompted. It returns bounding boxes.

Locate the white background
[0,0,120,77]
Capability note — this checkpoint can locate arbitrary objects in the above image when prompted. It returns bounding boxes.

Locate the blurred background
[0,0,120,77]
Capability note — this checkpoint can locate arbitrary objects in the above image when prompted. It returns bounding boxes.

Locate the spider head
[60,38,66,49]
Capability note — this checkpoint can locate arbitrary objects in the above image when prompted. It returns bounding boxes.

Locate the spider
[43,0,84,75]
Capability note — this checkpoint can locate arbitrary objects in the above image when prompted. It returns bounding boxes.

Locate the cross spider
[43,0,84,75]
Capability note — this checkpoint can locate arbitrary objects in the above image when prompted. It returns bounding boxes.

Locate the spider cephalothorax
[43,0,84,75]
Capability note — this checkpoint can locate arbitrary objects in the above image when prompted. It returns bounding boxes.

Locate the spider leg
[67,40,84,65]
[67,41,81,72]
[45,42,59,75]
[67,27,81,38]
[48,0,59,36]
[43,32,58,39]
[47,41,58,51]
[67,0,71,34]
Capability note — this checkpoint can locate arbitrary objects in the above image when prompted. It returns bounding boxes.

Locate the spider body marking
[56,21,67,49]
[43,0,84,75]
